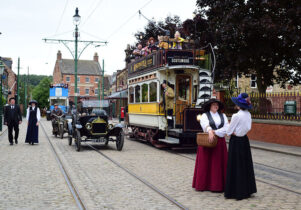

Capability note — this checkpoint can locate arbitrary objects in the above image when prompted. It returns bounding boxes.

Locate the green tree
[32,77,51,109]
[197,0,301,93]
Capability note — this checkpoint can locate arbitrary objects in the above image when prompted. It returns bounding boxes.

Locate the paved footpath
[0,121,77,209]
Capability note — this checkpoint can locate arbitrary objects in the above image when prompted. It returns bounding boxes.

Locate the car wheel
[68,135,72,146]
[116,131,124,151]
[60,124,64,139]
[75,130,81,152]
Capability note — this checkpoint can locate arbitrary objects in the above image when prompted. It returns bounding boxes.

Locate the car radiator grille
[92,123,106,133]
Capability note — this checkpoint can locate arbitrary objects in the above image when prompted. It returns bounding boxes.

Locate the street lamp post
[73,7,81,107]
[0,61,5,131]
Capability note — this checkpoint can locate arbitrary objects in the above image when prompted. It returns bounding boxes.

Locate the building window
[250,74,257,88]
[76,88,80,94]
[135,85,140,103]
[95,88,98,95]
[95,77,99,83]
[129,87,134,103]
[66,76,70,82]
[77,76,80,83]
[86,77,90,83]
[149,82,157,102]
[85,88,89,95]
[142,84,148,102]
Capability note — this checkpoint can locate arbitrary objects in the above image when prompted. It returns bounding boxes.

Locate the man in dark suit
[4,97,22,145]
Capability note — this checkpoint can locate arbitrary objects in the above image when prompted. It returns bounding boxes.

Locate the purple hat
[231,93,252,109]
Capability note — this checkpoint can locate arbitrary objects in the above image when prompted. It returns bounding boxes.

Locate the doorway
[175,74,191,126]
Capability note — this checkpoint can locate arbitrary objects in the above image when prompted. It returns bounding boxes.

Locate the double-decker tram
[126,45,214,148]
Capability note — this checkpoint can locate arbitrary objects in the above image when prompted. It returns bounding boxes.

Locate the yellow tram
[126,48,213,147]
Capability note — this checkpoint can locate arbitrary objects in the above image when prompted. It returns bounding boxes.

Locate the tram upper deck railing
[127,49,208,78]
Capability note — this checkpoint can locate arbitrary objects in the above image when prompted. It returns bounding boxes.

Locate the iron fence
[224,92,301,121]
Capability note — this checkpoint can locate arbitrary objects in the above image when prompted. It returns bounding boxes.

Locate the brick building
[0,57,17,102]
[53,51,109,102]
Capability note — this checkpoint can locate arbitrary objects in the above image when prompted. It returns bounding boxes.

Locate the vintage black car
[68,100,124,152]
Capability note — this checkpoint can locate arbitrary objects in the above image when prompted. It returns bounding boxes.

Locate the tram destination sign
[129,55,154,74]
[166,51,194,66]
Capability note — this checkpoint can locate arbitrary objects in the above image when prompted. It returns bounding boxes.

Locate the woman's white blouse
[226,110,252,137]
[200,111,229,137]
[26,107,41,122]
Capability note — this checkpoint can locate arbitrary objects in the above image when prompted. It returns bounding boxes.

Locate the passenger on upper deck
[172,31,185,49]
[133,43,144,59]
[142,41,149,56]
[158,35,170,50]
[148,37,158,53]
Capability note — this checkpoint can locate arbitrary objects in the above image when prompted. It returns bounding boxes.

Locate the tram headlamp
[86,123,92,130]
[196,114,202,122]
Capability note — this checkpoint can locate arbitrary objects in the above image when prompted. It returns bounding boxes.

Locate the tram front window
[178,78,190,101]
[129,87,134,103]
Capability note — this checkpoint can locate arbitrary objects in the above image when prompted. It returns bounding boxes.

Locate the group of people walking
[193,93,257,200]
[4,97,40,145]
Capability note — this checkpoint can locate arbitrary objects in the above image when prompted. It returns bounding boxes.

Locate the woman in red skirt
[192,99,229,192]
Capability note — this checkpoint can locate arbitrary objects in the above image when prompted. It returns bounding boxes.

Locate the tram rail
[166,149,301,196]
[40,122,86,210]
[84,142,189,210]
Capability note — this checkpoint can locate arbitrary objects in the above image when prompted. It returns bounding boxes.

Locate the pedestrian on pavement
[4,97,22,145]
[25,100,41,145]
[192,99,229,192]
[224,93,257,200]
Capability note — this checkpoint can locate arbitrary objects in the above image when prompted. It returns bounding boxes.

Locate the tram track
[165,150,301,195]
[40,122,86,210]
[85,142,189,210]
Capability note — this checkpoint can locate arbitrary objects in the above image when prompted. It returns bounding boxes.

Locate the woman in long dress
[25,100,41,145]
[192,99,229,192]
[225,93,257,200]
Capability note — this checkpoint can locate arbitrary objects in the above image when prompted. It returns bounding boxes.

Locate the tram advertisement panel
[129,54,154,74]
[166,51,193,66]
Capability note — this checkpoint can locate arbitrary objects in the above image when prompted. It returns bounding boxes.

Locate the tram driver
[160,80,175,129]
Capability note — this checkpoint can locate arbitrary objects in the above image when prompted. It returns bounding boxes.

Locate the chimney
[57,50,62,60]
[93,52,99,62]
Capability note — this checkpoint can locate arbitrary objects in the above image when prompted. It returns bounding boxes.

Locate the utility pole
[17,57,20,104]
[23,67,28,117]
[102,59,104,100]
[43,8,107,108]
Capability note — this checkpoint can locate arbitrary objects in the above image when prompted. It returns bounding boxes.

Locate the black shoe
[15,140,18,144]
[10,142,13,145]
[31,142,34,145]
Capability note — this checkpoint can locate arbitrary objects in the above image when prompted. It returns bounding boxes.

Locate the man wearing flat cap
[160,80,175,129]
[4,97,22,145]
[51,104,63,135]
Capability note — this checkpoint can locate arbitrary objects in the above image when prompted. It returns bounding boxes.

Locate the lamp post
[0,61,5,131]
[73,7,81,107]
[119,85,122,123]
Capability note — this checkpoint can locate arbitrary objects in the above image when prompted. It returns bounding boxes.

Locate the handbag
[196,132,218,148]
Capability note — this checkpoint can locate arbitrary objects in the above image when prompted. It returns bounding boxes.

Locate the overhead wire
[81,0,105,27]
[105,0,153,41]
[55,0,69,34]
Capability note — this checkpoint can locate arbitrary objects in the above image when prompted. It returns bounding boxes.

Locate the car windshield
[82,100,109,108]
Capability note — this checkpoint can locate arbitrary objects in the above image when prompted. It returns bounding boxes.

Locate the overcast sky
[0,0,197,76]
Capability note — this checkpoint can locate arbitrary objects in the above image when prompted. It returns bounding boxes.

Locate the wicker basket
[196,133,218,148]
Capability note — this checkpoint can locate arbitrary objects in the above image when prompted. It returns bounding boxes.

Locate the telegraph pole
[43,8,107,108]
[17,57,20,104]
[102,59,105,100]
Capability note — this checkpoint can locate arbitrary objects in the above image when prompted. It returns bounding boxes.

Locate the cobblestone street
[0,118,300,209]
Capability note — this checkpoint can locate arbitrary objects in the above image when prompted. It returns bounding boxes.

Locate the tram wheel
[59,124,64,139]
[75,130,81,152]
[116,131,124,151]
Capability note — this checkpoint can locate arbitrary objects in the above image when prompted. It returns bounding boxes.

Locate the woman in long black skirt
[25,100,41,145]
[225,93,257,200]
